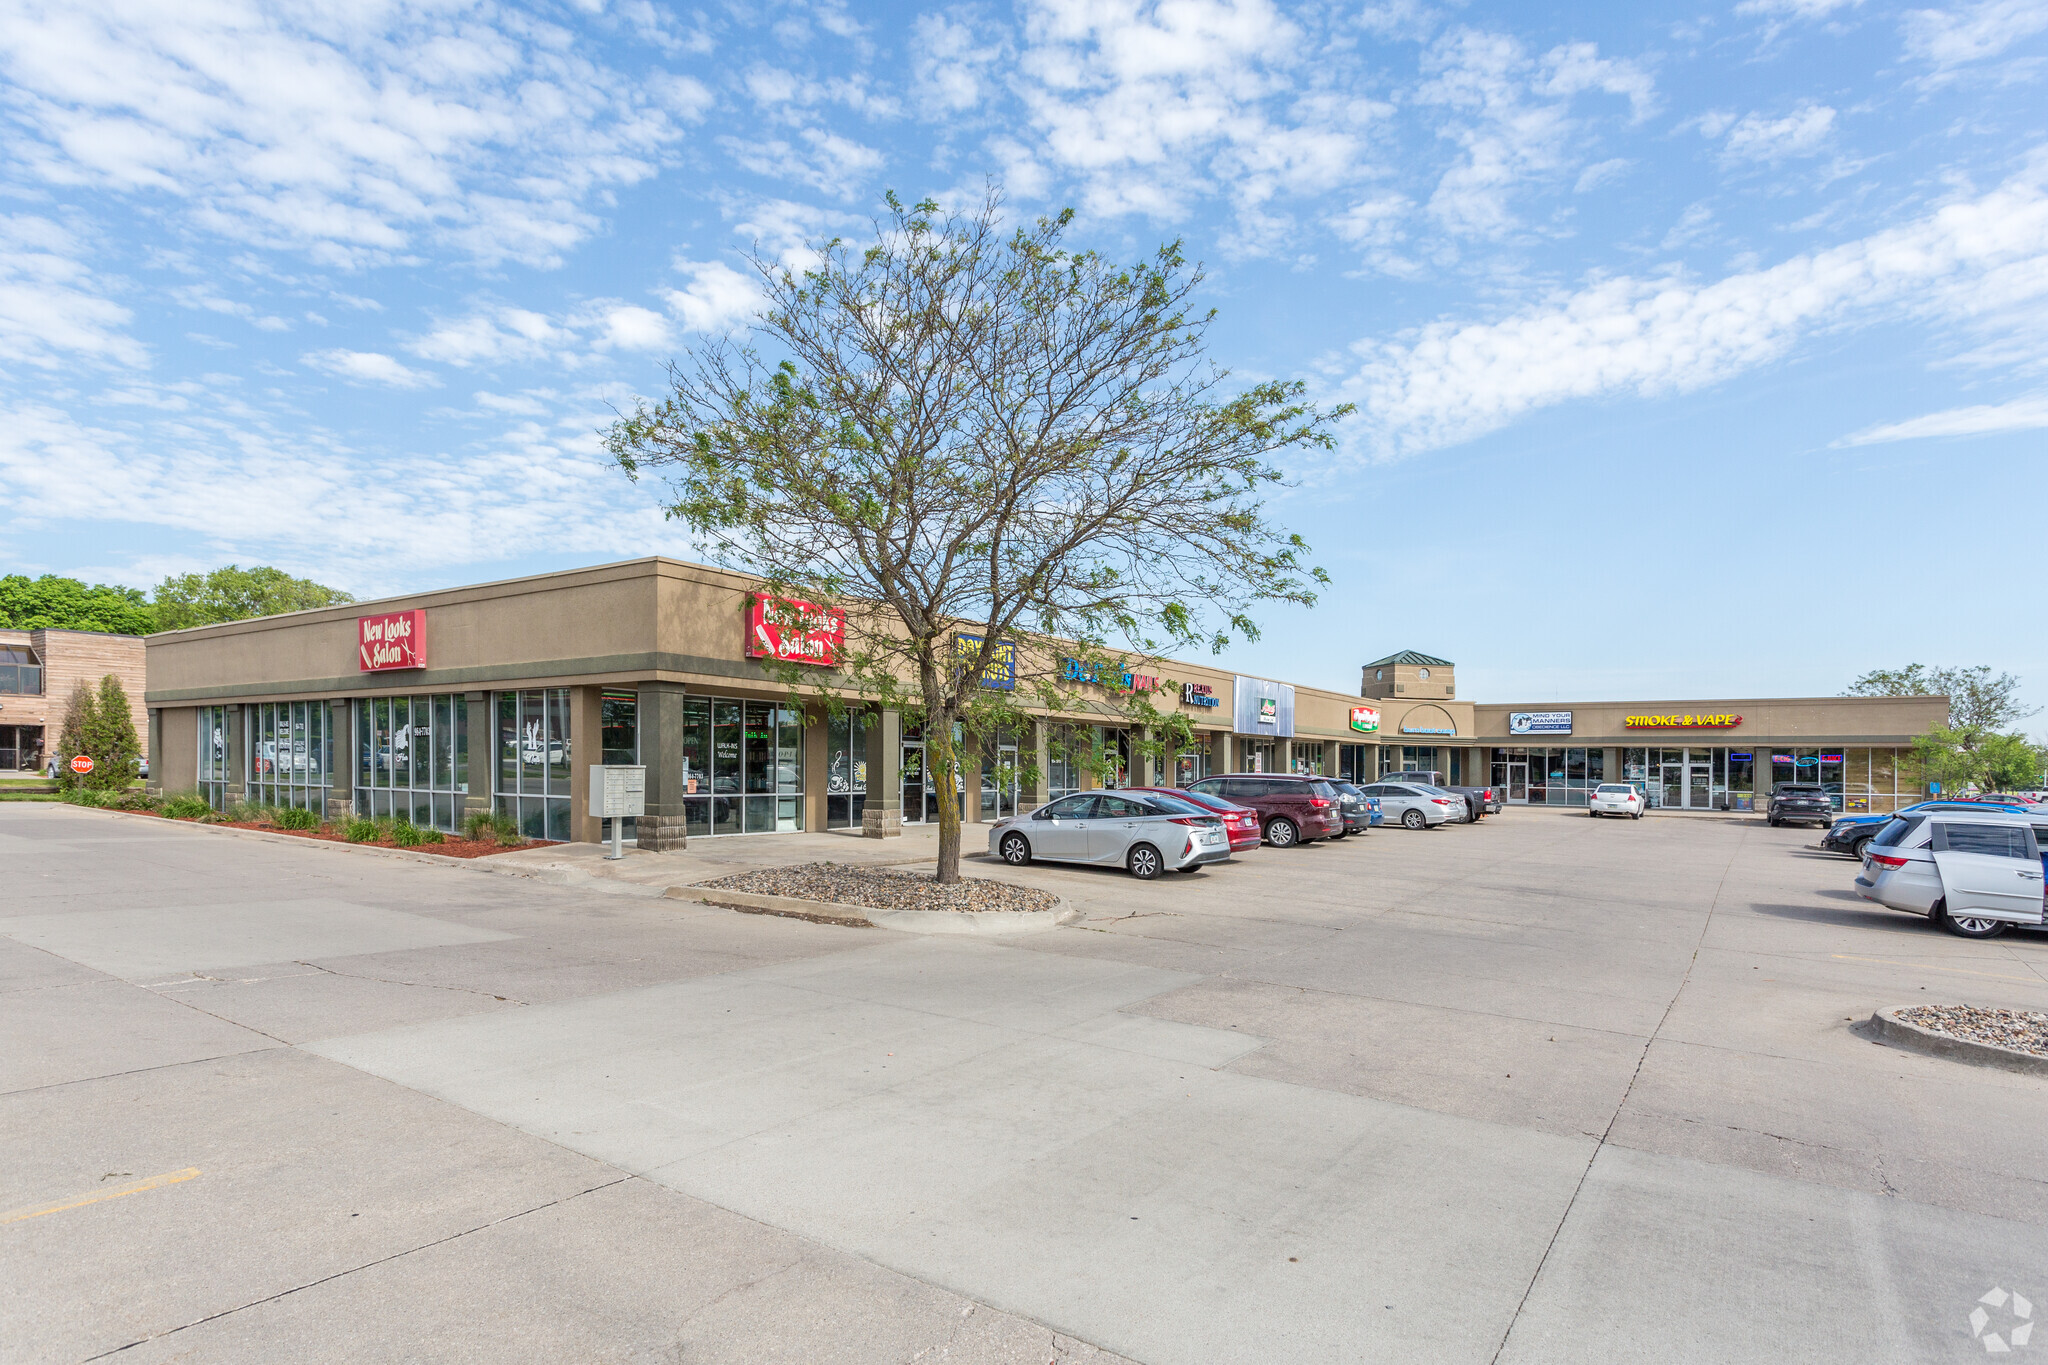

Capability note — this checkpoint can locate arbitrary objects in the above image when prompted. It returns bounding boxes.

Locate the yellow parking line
[0,1168,200,1226]
[1829,954,2047,986]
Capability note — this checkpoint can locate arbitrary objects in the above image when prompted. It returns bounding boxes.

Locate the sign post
[588,765,646,861]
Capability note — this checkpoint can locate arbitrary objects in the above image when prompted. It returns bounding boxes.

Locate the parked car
[1588,783,1644,818]
[1822,798,2035,857]
[1768,783,1834,828]
[1380,770,1495,819]
[988,790,1232,879]
[1329,780,1383,836]
[1123,786,1263,853]
[1184,774,1344,847]
[1853,810,2048,937]
[1354,780,1458,829]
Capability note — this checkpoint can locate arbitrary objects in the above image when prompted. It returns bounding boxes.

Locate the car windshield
[1409,784,1449,796]
[1311,781,1338,799]
[1595,785,1634,794]
[1870,815,1923,849]
[1779,786,1826,797]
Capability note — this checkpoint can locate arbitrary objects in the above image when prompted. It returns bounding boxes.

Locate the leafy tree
[52,679,97,789]
[153,565,353,630]
[52,675,141,791]
[84,674,143,791]
[0,574,155,634]
[1976,732,2045,794]
[1845,663,2038,732]
[609,188,1344,881]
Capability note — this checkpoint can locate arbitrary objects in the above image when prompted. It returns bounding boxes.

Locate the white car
[1588,783,1644,819]
[1855,810,2048,938]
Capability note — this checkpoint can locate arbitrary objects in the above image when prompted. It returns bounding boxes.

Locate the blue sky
[3,0,2046,712]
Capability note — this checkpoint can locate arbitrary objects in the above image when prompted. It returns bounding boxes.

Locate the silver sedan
[988,791,1232,879]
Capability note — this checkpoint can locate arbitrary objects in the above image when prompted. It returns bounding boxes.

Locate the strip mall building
[144,558,1947,846]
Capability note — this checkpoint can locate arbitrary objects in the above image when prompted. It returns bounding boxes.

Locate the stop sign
[69,755,93,775]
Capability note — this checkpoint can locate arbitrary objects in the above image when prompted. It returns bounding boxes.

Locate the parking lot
[5,800,2047,1363]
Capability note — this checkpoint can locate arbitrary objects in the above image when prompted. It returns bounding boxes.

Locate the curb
[1864,1008,2048,1077]
[663,884,876,926]
[661,884,1076,934]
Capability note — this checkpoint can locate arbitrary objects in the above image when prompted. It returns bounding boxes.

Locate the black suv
[1768,783,1834,828]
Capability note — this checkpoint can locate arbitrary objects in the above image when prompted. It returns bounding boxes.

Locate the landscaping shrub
[275,806,318,831]
[462,810,494,841]
[113,790,158,812]
[391,820,428,847]
[343,817,379,843]
[160,793,213,819]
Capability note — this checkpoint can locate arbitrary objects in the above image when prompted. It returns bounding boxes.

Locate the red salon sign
[746,593,845,666]
[359,610,426,671]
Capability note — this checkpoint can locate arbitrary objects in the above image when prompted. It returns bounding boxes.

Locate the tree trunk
[922,664,962,885]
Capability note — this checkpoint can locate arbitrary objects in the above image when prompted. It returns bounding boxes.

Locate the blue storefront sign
[954,634,1016,690]
[1508,711,1572,736]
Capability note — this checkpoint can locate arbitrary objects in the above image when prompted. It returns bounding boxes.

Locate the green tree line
[0,565,353,635]
[1844,664,2045,794]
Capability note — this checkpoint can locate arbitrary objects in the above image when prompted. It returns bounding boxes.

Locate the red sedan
[1121,786,1263,853]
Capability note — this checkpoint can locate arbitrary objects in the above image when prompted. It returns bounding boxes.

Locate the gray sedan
[988,791,1232,879]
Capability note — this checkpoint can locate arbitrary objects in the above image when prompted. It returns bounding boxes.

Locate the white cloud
[913,11,1007,113]
[1903,0,2048,68]
[719,128,885,198]
[1736,0,1863,17]
[1011,0,1378,230]
[1719,102,1838,165]
[1345,155,2048,454]
[664,260,763,333]
[303,348,438,389]
[1836,392,2048,443]
[589,304,671,352]
[1419,29,1656,240]
[0,0,701,269]
[407,308,568,369]
[0,393,677,586]
[0,214,147,371]
[1574,158,1630,193]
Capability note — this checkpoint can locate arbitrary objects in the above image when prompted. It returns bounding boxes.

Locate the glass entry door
[1661,761,1685,810]
[1505,762,1528,802]
[1688,761,1712,810]
[981,743,1017,821]
[902,742,927,824]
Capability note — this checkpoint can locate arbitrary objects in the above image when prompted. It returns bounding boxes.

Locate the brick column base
[638,814,689,852]
[861,806,902,838]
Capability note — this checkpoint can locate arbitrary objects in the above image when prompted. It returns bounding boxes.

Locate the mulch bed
[127,810,545,859]
[1896,1005,2048,1058]
[695,861,1058,914]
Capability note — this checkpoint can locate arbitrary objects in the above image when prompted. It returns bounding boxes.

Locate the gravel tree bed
[1896,1005,2048,1057]
[695,862,1057,914]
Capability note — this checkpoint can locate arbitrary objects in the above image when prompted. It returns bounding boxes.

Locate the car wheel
[1401,809,1426,830]
[1848,836,1872,860]
[1632,810,1642,820]
[1943,911,2008,939]
[1265,817,1299,847]
[1127,843,1164,880]
[1589,810,1599,818]
[1767,816,1780,827]
[998,832,1031,866]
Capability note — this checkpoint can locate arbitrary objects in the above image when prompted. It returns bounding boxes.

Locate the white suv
[1854,810,2047,938]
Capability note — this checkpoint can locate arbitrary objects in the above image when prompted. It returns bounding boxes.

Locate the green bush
[275,806,318,831]
[160,793,213,819]
[61,788,115,808]
[114,790,159,812]
[391,820,428,847]
[462,810,494,840]
[343,817,380,843]
[420,829,445,845]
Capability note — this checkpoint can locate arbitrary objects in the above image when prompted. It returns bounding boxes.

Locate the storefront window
[1174,733,1214,788]
[359,693,469,831]
[197,704,231,810]
[494,688,570,841]
[599,689,638,843]
[827,708,867,829]
[680,694,803,835]
[246,701,331,814]
[1047,723,1082,800]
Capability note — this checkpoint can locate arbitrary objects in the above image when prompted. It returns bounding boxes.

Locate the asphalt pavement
[4,801,2046,1363]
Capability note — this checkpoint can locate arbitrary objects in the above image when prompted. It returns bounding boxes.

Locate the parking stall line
[1,1167,201,1226]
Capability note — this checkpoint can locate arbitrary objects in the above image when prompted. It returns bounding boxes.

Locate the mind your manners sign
[359,610,426,671]
[747,594,846,666]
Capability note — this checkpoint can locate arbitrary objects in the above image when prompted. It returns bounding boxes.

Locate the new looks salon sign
[359,610,426,672]
[747,593,846,666]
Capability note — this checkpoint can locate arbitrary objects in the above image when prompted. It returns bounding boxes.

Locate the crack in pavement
[291,959,529,1006]
[82,1176,633,1360]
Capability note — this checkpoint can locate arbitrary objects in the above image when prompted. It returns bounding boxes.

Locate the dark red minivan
[1184,774,1344,847]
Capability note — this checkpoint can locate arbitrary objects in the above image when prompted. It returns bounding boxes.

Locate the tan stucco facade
[143,557,1950,843]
